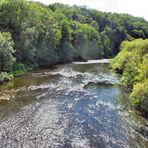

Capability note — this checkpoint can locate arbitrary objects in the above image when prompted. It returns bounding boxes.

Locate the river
[0,60,147,148]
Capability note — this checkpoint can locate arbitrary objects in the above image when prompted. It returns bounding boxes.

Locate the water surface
[0,60,147,148]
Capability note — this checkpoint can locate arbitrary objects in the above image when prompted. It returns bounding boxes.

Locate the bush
[0,72,13,83]
[130,80,148,115]
[0,32,15,72]
[12,63,26,76]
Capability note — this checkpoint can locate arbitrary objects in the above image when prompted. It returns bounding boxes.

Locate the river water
[0,60,147,148]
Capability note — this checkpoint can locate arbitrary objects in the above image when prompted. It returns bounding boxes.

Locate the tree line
[0,0,148,82]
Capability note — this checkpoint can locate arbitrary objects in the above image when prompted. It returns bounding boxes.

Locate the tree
[0,32,15,72]
[59,19,74,63]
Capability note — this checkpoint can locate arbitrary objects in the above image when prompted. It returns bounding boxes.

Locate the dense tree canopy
[49,3,148,55]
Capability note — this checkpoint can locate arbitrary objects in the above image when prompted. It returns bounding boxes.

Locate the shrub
[0,72,13,83]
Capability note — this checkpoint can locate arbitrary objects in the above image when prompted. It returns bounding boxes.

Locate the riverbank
[0,59,110,84]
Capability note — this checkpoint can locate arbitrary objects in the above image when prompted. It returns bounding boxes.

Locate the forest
[0,0,148,114]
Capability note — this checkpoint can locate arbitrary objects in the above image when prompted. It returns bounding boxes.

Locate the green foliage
[12,63,26,76]
[0,32,15,72]
[0,0,105,66]
[0,72,13,83]
[111,39,148,85]
[130,80,148,115]
[111,39,148,115]
[58,19,73,63]
[137,54,148,81]
[12,63,39,76]
[110,43,132,73]
[49,3,148,56]
[69,21,103,60]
